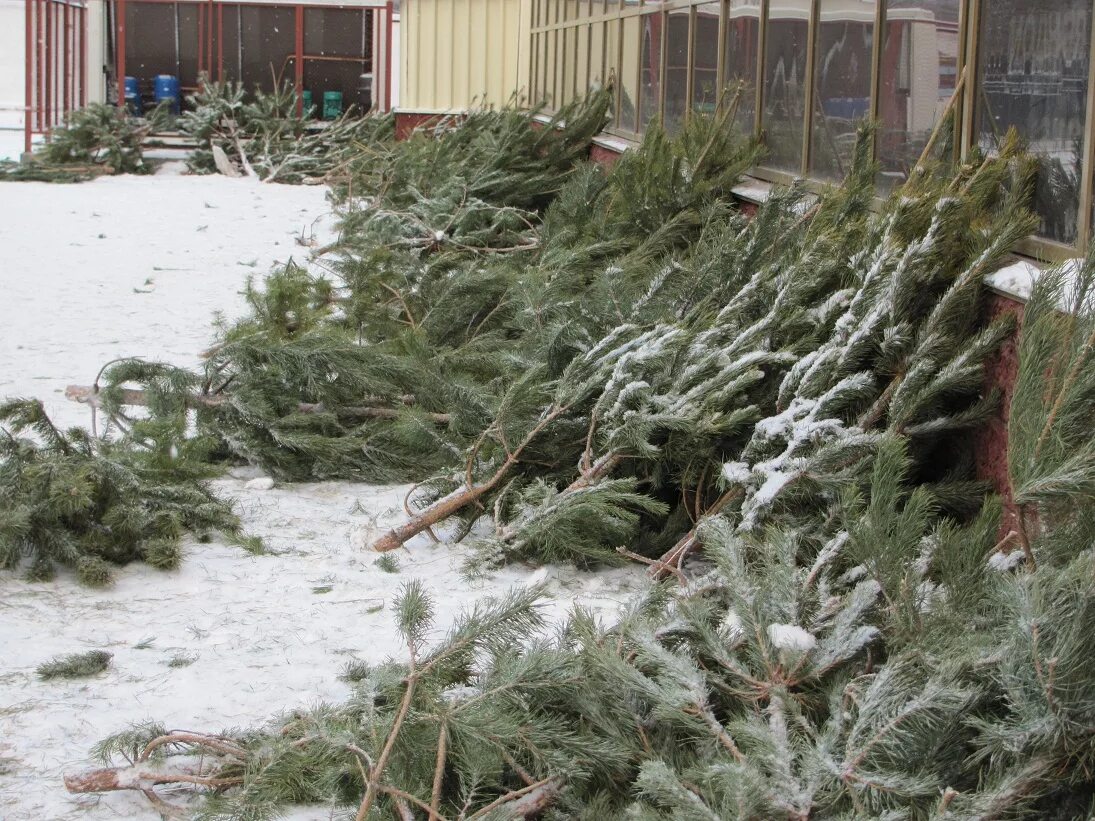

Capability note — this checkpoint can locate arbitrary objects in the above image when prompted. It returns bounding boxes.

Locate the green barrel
[301,90,314,118]
[322,91,343,121]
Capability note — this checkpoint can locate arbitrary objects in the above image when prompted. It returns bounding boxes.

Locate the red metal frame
[110,1,392,113]
[25,0,89,154]
[23,0,392,155]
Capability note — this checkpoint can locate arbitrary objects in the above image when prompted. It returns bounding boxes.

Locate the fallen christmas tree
[69,252,1095,818]
[0,386,238,585]
[179,79,396,184]
[15,74,1088,818]
[0,102,170,183]
[79,105,1035,573]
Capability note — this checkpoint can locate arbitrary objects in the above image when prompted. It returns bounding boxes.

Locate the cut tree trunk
[371,404,570,552]
[64,761,235,793]
[372,481,497,552]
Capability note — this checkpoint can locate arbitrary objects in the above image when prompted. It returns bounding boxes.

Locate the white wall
[0,0,26,129]
[0,0,108,132]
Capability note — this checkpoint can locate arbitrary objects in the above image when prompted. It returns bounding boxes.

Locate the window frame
[527,0,1095,263]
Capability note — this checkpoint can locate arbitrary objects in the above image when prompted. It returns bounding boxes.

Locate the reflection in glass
[604,17,620,122]
[877,0,960,187]
[811,0,876,180]
[576,25,591,100]
[977,0,1092,244]
[664,10,691,132]
[620,15,641,132]
[763,1,811,172]
[724,0,762,133]
[692,3,721,117]
[640,13,663,130]
[590,21,606,89]
[561,27,576,106]
[545,29,558,108]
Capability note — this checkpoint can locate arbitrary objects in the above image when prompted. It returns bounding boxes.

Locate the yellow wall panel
[400,0,532,112]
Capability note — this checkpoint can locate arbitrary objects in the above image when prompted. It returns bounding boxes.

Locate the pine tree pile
[55,93,1095,816]
[179,80,395,184]
[0,102,169,182]
[70,253,1095,819]
[94,104,1030,571]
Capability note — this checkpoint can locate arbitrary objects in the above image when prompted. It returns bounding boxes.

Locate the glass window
[977,0,1093,245]
[240,5,296,93]
[124,2,180,84]
[876,0,960,187]
[591,21,607,89]
[664,9,691,132]
[545,28,558,108]
[640,13,663,129]
[302,9,370,111]
[561,27,577,105]
[605,16,620,121]
[620,15,642,131]
[811,0,877,180]
[692,3,721,117]
[725,0,762,134]
[576,25,591,99]
[763,0,811,172]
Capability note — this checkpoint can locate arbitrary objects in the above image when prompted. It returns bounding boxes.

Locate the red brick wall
[394,112,446,140]
[589,143,623,168]
[975,291,1026,536]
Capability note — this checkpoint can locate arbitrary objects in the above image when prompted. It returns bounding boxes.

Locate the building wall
[0,0,29,129]
[399,0,532,113]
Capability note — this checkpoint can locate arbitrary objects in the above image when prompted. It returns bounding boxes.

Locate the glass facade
[977,0,1092,246]
[531,0,1095,258]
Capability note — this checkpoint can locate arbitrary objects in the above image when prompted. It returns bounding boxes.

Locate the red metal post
[198,1,204,77]
[63,3,70,119]
[218,4,224,82]
[209,0,216,82]
[44,0,52,130]
[294,4,304,115]
[24,0,32,154]
[81,4,88,107]
[116,0,127,110]
[384,2,394,112]
[36,0,43,132]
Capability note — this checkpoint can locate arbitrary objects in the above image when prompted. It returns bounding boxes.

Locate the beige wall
[0,0,108,132]
[400,0,531,113]
[0,0,26,129]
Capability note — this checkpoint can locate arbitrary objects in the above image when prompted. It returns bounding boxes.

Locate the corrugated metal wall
[400,0,531,112]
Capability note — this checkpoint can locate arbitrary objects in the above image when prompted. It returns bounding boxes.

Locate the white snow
[988,549,1026,572]
[766,623,817,652]
[0,169,646,819]
[985,258,1041,303]
[985,257,1092,313]
[721,460,751,484]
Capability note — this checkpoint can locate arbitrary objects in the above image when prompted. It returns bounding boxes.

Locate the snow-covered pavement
[0,167,644,819]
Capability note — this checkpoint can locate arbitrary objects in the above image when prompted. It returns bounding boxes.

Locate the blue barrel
[124,76,141,115]
[153,74,180,114]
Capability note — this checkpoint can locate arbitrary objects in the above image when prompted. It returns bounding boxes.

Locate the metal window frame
[528,0,1095,263]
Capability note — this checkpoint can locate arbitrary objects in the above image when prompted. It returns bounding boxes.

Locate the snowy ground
[0,167,645,819]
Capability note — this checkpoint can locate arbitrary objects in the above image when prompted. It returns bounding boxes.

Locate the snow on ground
[0,168,646,819]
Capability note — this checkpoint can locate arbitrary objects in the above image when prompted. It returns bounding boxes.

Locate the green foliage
[180,79,395,183]
[0,103,169,182]
[37,650,112,680]
[74,101,1095,818]
[0,397,238,584]
[374,553,400,573]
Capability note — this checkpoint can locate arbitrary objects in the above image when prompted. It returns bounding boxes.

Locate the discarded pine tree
[73,251,1095,820]
[0,391,238,585]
